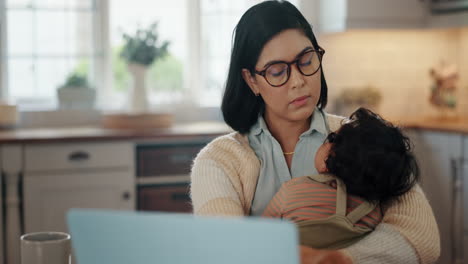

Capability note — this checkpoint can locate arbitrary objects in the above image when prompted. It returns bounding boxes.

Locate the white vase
[127,63,149,113]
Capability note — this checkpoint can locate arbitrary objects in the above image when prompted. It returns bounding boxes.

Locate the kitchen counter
[0,116,466,144]
[390,116,468,134]
[0,122,232,143]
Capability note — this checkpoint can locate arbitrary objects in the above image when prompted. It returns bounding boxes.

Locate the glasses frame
[254,47,325,87]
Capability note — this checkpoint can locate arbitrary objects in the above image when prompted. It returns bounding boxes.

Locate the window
[108,0,188,109]
[0,0,301,110]
[199,0,300,106]
[1,0,101,109]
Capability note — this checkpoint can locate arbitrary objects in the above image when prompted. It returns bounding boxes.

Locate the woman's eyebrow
[262,46,314,68]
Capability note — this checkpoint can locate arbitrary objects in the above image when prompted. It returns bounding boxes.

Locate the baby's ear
[322,165,329,173]
[317,163,329,173]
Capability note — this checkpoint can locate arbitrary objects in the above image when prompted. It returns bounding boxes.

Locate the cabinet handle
[169,153,194,164]
[122,191,131,201]
[171,193,190,201]
[68,151,90,162]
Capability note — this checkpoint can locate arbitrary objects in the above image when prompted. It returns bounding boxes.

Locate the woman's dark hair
[221,0,328,134]
[325,108,420,206]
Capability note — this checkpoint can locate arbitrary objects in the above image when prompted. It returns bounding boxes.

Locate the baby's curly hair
[325,108,419,206]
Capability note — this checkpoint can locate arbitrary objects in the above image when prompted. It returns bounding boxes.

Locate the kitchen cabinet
[428,11,468,28]
[138,184,191,212]
[23,142,135,234]
[462,160,468,263]
[24,171,134,233]
[406,130,464,264]
[0,145,22,264]
[0,123,230,264]
[135,140,211,213]
[302,0,427,33]
[301,0,468,33]
[0,150,3,264]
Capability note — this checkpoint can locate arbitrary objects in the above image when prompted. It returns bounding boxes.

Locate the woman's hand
[300,246,352,264]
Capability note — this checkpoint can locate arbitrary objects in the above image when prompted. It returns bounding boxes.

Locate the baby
[263,108,420,249]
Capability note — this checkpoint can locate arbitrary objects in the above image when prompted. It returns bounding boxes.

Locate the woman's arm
[190,158,245,216]
[341,185,440,264]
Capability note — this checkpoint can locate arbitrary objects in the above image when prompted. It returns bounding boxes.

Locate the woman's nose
[289,64,305,89]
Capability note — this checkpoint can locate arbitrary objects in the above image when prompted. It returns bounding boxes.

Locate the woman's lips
[290,96,309,106]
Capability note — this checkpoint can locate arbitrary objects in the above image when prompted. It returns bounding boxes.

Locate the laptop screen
[67,209,299,264]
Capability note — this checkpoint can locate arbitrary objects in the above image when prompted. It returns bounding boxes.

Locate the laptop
[67,209,299,264]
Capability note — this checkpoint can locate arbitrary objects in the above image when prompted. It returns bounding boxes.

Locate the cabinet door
[312,0,427,33]
[463,159,468,264]
[408,130,463,264]
[0,159,3,264]
[138,184,191,213]
[23,170,135,234]
[346,0,427,28]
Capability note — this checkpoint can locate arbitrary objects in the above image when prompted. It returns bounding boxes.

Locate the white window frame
[93,0,111,109]
[0,0,304,110]
[0,0,8,100]
[0,0,204,109]
[0,0,107,109]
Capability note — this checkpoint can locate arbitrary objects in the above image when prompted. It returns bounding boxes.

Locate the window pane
[110,0,187,100]
[36,11,93,55]
[199,57,224,106]
[34,0,94,9]
[199,0,263,106]
[199,0,301,106]
[8,58,35,98]
[6,0,97,105]
[6,0,32,9]
[7,10,34,55]
[36,58,71,98]
[7,0,94,9]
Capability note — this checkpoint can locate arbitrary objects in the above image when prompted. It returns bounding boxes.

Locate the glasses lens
[298,51,321,76]
[265,63,289,86]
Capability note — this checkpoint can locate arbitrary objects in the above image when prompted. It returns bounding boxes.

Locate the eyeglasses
[254,47,325,87]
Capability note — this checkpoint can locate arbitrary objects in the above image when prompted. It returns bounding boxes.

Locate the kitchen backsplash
[319,27,468,118]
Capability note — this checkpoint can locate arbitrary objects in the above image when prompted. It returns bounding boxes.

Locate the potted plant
[57,73,96,109]
[120,22,170,113]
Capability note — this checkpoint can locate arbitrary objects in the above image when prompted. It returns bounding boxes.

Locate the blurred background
[0,0,467,124]
[0,1,467,264]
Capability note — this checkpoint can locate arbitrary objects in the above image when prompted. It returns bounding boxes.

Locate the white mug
[21,232,71,264]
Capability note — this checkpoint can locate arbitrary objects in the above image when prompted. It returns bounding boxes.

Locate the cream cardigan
[190,114,440,264]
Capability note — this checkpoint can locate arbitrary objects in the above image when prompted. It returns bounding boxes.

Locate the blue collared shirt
[248,109,330,216]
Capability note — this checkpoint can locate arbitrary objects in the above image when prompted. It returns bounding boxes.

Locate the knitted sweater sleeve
[190,158,244,216]
[341,185,440,264]
[190,133,258,216]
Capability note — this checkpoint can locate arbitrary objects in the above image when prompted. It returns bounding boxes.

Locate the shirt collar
[300,108,328,137]
[251,115,270,136]
[250,108,328,137]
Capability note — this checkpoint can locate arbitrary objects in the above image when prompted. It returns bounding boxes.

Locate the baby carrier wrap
[297,174,377,249]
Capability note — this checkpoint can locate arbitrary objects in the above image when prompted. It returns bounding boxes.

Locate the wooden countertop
[389,116,468,135]
[0,122,232,143]
[0,116,466,144]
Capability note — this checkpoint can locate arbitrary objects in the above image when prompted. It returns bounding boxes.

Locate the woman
[190,1,440,263]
